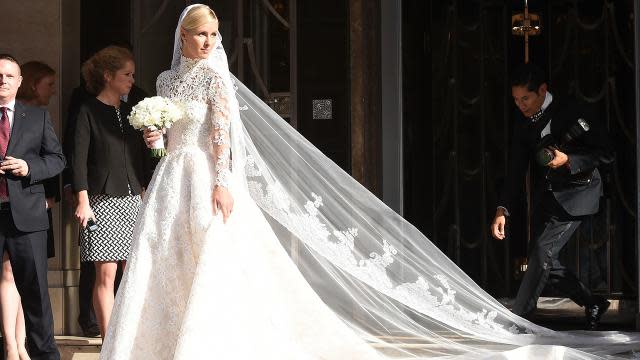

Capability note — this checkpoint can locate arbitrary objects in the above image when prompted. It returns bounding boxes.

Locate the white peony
[128,96,183,157]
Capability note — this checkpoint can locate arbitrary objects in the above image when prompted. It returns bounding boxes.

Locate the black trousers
[512,191,598,316]
[0,208,60,360]
[77,260,97,327]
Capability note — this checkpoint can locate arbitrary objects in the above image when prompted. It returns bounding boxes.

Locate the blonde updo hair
[181,5,218,32]
[81,45,134,94]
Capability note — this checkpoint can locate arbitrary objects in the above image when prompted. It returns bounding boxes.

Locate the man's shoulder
[15,101,47,119]
[552,96,594,120]
[551,95,585,111]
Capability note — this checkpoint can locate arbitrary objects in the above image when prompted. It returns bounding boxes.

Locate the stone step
[57,336,101,360]
[4,297,636,360]
[499,297,636,330]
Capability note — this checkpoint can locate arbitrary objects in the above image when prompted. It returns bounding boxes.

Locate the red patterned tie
[0,107,9,199]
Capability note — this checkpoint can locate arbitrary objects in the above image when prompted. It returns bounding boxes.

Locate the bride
[100,4,640,359]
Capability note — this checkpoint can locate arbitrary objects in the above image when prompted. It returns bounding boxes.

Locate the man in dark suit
[0,54,64,359]
[491,63,614,330]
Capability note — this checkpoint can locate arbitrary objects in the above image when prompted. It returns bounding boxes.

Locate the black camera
[535,118,590,167]
[86,218,99,232]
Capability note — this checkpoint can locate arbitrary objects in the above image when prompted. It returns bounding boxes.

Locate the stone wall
[0,0,82,335]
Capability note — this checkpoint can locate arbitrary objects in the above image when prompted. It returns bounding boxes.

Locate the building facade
[0,0,638,335]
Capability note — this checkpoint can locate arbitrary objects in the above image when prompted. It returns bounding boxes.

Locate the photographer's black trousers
[512,191,599,316]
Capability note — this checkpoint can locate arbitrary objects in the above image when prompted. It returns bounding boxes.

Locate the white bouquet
[128,96,183,157]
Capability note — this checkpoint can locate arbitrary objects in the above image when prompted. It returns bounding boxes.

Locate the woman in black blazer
[72,46,151,338]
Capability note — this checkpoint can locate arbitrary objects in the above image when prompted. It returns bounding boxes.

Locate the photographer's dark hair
[511,63,547,92]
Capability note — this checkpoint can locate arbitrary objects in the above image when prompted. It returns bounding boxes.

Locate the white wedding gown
[100,6,640,357]
[99,56,380,360]
[100,55,640,360]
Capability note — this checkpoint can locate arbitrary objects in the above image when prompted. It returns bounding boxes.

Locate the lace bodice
[156,56,232,187]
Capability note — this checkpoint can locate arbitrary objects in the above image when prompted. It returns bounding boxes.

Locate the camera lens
[536,148,555,166]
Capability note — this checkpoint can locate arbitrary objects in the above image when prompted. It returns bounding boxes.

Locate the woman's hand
[212,186,234,223]
[75,190,95,227]
[143,128,163,149]
[46,197,55,209]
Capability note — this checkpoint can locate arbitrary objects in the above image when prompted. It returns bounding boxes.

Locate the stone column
[0,0,81,336]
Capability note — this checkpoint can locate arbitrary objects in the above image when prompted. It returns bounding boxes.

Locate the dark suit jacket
[498,96,614,217]
[4,102,65,232]
[72,97,152,196]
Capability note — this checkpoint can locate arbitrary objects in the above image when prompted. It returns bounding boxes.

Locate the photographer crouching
[490,63,614,330]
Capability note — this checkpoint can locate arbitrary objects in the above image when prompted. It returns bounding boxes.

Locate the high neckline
[177,55,207,76]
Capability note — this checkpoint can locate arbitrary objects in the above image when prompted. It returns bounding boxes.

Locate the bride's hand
[143,128,163,149]
[212,186,234,223]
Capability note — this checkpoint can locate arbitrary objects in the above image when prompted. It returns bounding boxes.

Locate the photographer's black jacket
[498,96,614,217]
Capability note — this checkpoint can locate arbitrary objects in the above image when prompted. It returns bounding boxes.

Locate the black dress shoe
[585,299,610,330]
[79,321,101,337]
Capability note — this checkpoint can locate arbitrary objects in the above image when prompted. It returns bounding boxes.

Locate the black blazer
[63,83,151,187]
[72,97,152,196]
[4,102,65,232]
[499,96,614,217]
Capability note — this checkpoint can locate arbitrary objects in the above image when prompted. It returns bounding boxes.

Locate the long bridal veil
[233,68,640,359]
[180,5,640,359]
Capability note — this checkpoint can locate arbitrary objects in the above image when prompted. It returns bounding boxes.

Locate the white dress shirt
[0,99,16,132]
[540,92,553,137]
[0,99,16,203]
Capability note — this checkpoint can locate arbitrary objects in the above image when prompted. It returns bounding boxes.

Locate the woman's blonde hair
[81,46,134,94]
[181,5,218,32]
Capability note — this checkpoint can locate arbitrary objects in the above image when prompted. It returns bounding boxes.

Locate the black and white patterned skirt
[80,193,141,262]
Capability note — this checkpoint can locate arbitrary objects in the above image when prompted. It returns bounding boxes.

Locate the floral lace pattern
[97,8,635,359]
[243,157,550,338]
[100,55,382,359]
[156,56,231,187]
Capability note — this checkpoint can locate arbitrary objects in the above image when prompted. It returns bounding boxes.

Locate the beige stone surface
[0,1,62,132]
[57,336,102,346]
[57,336,101,360]
[0,0,82,336]
[50,287,64,335]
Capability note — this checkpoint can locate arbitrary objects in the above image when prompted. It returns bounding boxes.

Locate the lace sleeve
[207,71,232,188]
[156,71,171,97]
